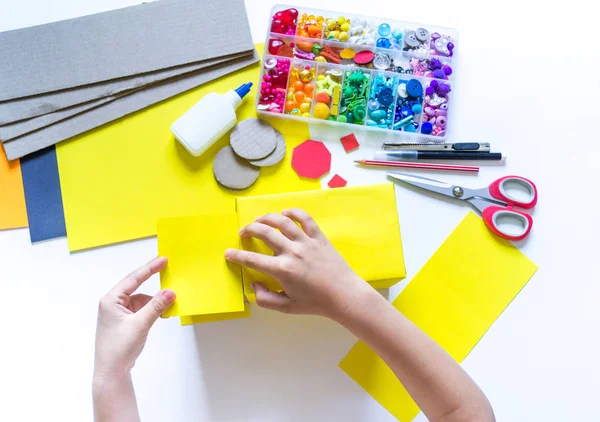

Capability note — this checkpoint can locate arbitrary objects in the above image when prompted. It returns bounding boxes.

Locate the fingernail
[162,289,176,303]
[238,228,244,235]
[224,249,233,259]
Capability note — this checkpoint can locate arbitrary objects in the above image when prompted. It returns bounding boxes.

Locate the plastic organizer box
[256,5,459,141]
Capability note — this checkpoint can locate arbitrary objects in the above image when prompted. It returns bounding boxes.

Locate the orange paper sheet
[0,147,28,230]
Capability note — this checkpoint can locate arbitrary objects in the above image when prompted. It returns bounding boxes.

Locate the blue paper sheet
[20,146,66,242]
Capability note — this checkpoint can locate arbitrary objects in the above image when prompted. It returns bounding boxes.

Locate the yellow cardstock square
[157,213,244,318]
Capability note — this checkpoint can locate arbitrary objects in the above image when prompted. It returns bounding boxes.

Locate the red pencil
[354,159,479,173]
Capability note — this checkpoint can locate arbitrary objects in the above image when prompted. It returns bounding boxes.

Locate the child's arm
[93,257,176,422]
[226,209,495,422]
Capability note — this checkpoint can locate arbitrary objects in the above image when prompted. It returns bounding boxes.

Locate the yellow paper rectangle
[180,304,251,326]
[339,212,538,422]
[55,43,319,252]
[0,147,28,230]
[236,183,406,302]
[157,213,244,318]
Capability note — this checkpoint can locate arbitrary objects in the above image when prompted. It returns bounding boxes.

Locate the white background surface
[0,1,598,421]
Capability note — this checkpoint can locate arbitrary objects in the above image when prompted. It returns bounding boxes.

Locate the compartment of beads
[257,4,458,141]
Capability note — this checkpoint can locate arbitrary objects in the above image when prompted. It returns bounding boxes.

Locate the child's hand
[94,257,175,380]
[225,209,375,321]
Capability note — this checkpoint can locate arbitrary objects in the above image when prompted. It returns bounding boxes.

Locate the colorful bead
[283,62,315,118]
[339,70,371,125]
[271,8,298,36]
[421,80,451,136]
[297,13,325,38]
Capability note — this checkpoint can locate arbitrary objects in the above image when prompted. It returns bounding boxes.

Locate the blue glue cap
[235,82,253,99]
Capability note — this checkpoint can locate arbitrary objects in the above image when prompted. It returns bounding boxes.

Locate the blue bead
[391,29,403,40]
[378,23,391,37]
[412,104,423,114]
[421,122,433,134]
[376,38,392,49]
[405,124,416,133]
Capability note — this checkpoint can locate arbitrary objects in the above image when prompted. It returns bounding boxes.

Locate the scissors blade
[387,172,458,198]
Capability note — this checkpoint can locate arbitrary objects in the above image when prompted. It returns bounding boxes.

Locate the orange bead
[304,83,314,96]
[285,101,296,112]
[294,91,306,103]
[308,25,319,35]
[294,80,305,92]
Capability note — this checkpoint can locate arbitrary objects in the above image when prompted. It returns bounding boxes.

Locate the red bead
[268,39,285,55]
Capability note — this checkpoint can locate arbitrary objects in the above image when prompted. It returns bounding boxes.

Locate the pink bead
[435,110,447,117]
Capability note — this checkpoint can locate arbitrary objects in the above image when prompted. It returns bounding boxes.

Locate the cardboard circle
[230,118,277,160]
[248,129,286,167]
[213,146,260,190]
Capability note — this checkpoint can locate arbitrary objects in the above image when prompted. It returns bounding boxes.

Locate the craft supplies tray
[257,5,458,141]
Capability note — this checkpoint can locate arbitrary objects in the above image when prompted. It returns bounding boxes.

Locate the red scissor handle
[489,176,538,209]
[482,206,533,241]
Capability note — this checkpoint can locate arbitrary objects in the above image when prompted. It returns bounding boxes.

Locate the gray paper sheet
[0,51,253,125]
[3,52,260,160]
[0,0,253,101]
[0,52,252,140]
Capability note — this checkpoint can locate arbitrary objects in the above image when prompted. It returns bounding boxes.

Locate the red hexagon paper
[291,140,331,179]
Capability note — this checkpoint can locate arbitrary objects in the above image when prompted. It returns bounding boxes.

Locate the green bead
[337,115,347,123]
[354,105,366,120]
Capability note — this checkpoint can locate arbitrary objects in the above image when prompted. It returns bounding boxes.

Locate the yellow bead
[337,16,346,25]
[315,56,327,63]
[317,74,325,80]
[301,112,310,117]
[300,102,311,113]
[340,23,350,32]
[313,102,330,119]
[329,30,340,39]
[338,31,349,42]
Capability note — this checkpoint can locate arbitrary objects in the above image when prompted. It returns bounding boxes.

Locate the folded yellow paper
[236,183,406,302]
[56,43,319,252]
[180,304,251,326]
[157,214,244,318]
[339,212,538,422]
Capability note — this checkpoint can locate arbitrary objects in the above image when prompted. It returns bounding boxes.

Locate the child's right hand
[225,209,376,321]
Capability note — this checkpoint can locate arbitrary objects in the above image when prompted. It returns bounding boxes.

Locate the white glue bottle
[171,82,253,156]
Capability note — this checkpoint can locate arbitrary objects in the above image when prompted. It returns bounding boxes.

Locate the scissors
[388,172,538,241]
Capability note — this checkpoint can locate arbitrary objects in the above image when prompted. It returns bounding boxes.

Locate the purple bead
[430,58,442,70]
[436,83,451,96]
[443,65,453,75]
[433,69,445,79]
[447,42,455,50]
[430,80,439,88]
[431,32,441,40]
[425,86,435,96]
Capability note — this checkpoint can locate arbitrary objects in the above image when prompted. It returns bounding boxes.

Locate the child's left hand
[94,257,175,381]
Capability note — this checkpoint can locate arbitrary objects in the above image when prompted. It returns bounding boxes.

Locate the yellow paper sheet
[180,304,251,326]
[339,212,538,422]
[55,44,319,251]
[157,213,244,318]
[0,147,28,230]
[236,183,406,302]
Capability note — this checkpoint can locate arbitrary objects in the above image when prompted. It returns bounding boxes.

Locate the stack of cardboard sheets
[0,0,258,160]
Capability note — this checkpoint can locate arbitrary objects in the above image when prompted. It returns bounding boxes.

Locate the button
[406,79,423,97]
[354,50,375,65]
[397,83,408,98]
[377,88,394,106]
[404,31,420,48]
[415,28,429,42]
